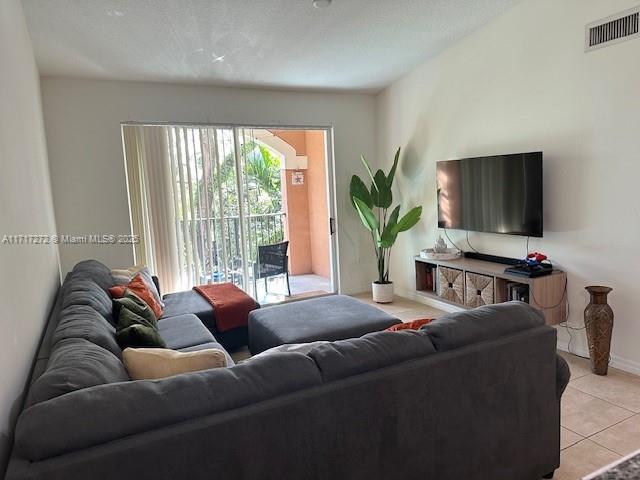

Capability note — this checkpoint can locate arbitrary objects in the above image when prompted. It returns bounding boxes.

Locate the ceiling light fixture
[312,0,332,8]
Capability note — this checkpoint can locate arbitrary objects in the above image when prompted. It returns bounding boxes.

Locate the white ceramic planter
[372,281,394,303]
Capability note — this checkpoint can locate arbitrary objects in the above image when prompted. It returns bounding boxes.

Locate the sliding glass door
[123,123,335,301]
[162,126,285,296]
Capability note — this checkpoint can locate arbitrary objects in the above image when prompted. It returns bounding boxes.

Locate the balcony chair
[253,241,290,297]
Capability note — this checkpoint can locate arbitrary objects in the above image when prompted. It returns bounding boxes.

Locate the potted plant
[350,147,422,303]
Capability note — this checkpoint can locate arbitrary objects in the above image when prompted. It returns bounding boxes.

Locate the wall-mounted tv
[436,152,543,237]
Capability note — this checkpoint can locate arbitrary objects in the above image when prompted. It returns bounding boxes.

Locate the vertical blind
[123,125,287,294]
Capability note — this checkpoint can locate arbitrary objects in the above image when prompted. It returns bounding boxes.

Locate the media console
[414,255,567,325]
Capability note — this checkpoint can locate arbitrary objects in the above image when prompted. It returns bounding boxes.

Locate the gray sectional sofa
[5,260,570,480]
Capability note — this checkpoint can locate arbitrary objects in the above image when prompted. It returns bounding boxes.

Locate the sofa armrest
[556,353,571,400]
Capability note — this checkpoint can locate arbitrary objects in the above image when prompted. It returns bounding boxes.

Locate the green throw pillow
[117,305,156,331]
[113,289,158,328]
[116,322,166,349]
[114,303,165,349]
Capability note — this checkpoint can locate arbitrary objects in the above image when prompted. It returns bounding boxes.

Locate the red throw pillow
[109,273,163,318]
[385,318,433,331]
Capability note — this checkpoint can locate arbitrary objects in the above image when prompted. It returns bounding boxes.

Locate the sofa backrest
[308,329,436,382]
[15,352,322,462]
[10,324,560,480]
[68,259,115,292]
[26,338,129,407]
[25,260,125,408]
[421,301,544,352]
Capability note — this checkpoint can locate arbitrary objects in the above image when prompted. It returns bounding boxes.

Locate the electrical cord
[443,228,464,252]
[549,279,591,360]
[525,236,530,256]
[529,276,568,311]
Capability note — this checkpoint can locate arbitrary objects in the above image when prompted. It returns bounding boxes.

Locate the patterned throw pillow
[111,266,164,307]
[109,273,163,318]
[385,318,433,331]
[113,289,158,328]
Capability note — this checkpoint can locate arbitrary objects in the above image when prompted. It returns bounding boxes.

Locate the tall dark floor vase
[584,286,614,376]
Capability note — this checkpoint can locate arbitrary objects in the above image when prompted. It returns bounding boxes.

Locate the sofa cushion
[69,259,114,292]
[308,329,436,382]
[421,301,544,352]
[15,353,321,461]
[27,338,129,406]
[52,305,121,358]
[62,278,114,324]
[179,341,235,367]
[157,314,215,349]
[248,295,399,354]
[161,289,215,325]
[123,347,227,380]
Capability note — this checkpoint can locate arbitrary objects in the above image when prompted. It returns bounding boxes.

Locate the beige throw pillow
[123,348,227,380]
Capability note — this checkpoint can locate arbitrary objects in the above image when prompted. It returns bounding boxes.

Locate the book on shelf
[424,267,435,292]
[505,282,530,303]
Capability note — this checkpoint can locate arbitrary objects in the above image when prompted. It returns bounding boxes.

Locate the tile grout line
[564,385,638,416]
[562,425,585,439]
[586,413,640,457]
[571,437,626,459]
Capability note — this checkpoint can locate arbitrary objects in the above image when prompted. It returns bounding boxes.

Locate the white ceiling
[22,0,520,92]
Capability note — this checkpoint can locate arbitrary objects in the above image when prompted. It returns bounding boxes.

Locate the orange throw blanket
[193,283,258,333]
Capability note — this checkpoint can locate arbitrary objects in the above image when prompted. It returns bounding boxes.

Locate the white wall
[376,0,640,373]
[40,77,378,294]
[0,0,60,473]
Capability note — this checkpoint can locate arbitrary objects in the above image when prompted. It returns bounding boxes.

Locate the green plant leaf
[361,155,378,193]
[379,206,400,248]
[349,175,372,209]
[387,205,400,229]
[391,206,422,234]
[353,197,379,234]
[379,229,398,248]
[387,147,400,188]
[371,170,392,208]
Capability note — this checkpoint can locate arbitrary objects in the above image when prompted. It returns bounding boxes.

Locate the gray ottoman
[248,295,399,354]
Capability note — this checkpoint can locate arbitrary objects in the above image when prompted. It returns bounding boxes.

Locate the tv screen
[437,152,543,237]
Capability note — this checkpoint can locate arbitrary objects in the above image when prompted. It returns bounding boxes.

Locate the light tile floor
[232,293,640,480]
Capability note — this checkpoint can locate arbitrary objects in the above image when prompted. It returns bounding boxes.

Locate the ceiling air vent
[585,6,640,52]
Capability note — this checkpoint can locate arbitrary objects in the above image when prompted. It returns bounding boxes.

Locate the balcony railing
[178,212,286,287]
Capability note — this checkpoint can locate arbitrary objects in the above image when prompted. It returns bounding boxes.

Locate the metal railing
[179,212,286,287]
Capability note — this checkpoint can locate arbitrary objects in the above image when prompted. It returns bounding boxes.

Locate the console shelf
[414,256,567,325]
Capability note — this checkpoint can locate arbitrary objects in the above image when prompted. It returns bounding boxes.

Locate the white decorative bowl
[419,248,462,260]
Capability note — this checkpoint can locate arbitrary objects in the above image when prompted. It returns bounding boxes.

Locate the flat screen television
[436,152,543,237]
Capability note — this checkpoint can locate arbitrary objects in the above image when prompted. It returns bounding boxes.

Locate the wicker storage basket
[465,272,495,308]
[437,266,464,304]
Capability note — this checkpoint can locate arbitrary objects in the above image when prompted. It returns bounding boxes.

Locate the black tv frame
[436,151,543,238]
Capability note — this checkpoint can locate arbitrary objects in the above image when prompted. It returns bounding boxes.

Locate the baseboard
[397,287,640,377]
[556,338,640,376]
[395,287,463,314]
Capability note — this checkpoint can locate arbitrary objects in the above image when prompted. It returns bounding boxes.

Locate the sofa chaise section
[161,289,250,351]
